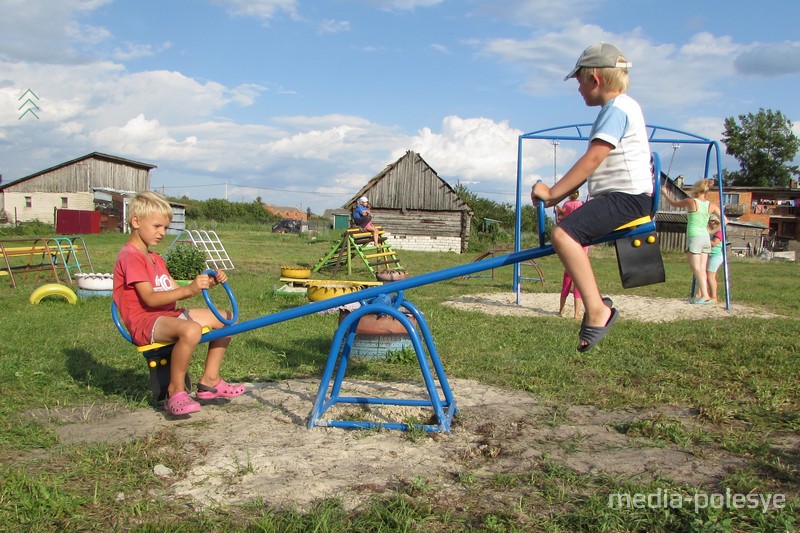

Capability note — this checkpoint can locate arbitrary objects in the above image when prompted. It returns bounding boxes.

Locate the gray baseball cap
[564,43,632,80]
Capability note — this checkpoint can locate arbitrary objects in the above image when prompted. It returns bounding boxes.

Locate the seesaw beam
[198,220,655,344]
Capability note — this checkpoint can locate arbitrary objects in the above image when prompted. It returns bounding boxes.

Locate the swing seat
[614,232,665,288]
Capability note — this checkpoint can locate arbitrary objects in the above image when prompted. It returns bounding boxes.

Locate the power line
[154,181,350,196]
[155,181,516,199]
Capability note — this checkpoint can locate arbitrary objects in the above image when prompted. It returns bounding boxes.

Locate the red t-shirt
[113,243,183,346]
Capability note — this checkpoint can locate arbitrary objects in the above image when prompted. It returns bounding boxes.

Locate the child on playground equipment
[660,178,723,304]
[555,190,589,319]
[112,191,244,416]
[706,214,725,303]
[353,196,380,247]
[532,42,653,352]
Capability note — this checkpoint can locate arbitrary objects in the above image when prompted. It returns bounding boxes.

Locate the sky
[2,0,799,215]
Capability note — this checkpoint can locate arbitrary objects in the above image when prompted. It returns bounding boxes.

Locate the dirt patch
[24,293,779,512]
[442,292,779,322]
[35,377,747,511]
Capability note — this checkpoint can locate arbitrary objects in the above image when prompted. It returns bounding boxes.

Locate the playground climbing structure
[168,229,235,271]
[313,227,403,277]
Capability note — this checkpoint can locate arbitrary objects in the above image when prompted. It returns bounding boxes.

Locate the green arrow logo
[18,88,40,120]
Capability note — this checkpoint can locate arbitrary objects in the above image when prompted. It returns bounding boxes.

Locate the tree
[721,108,800,187]
[453,183,554,246]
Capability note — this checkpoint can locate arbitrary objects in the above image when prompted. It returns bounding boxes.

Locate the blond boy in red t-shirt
[113,191,244,416]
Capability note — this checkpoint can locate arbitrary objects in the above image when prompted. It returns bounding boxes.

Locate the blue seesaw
[111,153,665,433]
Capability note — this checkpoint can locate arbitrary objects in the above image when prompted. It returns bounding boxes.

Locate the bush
[163,243,208,280]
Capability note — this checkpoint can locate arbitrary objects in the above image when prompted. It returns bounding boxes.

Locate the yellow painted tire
[306,283,364,302]
[29,284,78,304]
[281,266,311,279]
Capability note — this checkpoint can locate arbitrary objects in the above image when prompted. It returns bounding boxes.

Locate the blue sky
[2,0,799,214]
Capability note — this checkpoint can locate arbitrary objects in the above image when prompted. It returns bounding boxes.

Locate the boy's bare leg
[552,228,611,334]
[154,318,203,398]
[198,337,232,389]
[184,308,234,389]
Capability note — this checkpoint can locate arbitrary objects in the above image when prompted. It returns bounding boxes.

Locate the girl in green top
[661,179,722,304]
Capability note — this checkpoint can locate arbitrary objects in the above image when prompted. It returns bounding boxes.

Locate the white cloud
[364,0,444,11]
[112,41,172,61]
[0,0,112,63]
[734,41,800,76]
[476,0,595,28]
[403,116,558,196]
[212,0,299,21]
[318,19,351,34]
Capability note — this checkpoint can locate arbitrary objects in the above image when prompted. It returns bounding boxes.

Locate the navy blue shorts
[353,215,372,229]
[557,192,652,246]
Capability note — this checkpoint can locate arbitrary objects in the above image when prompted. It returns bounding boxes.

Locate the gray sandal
[577,307,618,352]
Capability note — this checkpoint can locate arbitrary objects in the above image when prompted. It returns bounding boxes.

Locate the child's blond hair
[569,190,581,201]
[128,191,173,226]
[577,64,630,93]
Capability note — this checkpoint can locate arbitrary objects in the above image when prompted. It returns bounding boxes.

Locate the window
[25,196,32,208]
[722,193,739,205]
[61,197,68,209]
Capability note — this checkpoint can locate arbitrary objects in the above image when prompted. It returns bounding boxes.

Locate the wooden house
[344,151,473,253]
[0,152,157,232]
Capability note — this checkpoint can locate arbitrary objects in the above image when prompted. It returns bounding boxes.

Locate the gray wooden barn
[0,152,157,230]
[344,150,473,253]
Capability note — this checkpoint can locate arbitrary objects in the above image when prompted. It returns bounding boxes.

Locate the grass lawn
[0,225,797,532]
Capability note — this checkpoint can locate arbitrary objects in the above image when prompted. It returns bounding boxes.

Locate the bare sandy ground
[42,378,750,512]
[442,292,779,322]
[32,293,782,512]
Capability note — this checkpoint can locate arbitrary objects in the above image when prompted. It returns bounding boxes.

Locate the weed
[384,346,417,364]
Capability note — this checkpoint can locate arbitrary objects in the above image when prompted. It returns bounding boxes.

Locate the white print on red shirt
[154,273,174,292]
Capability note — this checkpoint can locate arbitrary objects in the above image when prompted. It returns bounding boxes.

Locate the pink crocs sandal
[195,379,246,401]
[166,391,201,416]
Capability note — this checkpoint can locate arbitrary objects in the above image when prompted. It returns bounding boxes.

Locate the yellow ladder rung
[364,252,395,259]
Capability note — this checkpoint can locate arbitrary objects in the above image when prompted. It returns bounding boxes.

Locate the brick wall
[382,231,462,253]
[2,192,94,224]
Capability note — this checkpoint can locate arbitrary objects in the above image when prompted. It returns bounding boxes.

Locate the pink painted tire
[339,310,416,335]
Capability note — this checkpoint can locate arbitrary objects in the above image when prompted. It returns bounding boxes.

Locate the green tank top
[687,199,710,237]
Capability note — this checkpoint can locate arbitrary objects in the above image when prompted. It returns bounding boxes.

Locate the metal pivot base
[308,291,458,432]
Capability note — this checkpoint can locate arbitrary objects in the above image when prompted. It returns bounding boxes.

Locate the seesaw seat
[612,217,664,289]
[111,271,237,402]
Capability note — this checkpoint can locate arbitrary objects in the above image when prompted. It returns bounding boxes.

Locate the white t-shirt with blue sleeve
[587,93,652,197]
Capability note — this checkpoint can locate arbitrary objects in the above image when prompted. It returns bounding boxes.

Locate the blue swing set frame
[513,124,731,311]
